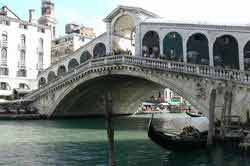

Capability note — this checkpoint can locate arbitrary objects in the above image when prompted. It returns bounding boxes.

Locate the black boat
[147,115,207,151]
[186,111,203,117]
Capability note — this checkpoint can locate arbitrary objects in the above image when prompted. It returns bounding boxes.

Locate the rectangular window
[0,82,7,90]
[17,69,27,77]
[0,20,10,26]
[38,28,45,33]
[0,67,8,76]
[19,24,28,29]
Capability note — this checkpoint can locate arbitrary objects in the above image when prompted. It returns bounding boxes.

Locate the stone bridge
[25,55,250,121]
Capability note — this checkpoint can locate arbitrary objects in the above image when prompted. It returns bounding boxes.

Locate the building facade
[0,4,53,100]
[51,24,95,64]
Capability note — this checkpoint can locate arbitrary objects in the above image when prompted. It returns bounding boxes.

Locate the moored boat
[147,115,208,151]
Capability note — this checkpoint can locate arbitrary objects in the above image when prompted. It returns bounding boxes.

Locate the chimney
[29,9,35,23]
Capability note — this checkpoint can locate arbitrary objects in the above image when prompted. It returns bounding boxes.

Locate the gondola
[186,111,203,117]
[147,115,207,151]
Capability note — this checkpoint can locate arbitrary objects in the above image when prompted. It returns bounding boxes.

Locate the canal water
[0,117,249,166]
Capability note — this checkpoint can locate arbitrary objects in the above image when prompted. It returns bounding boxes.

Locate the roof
[103,5,159,22]
[143,18,250,29]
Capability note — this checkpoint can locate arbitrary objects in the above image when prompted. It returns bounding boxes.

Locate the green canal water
[0,117,249,166]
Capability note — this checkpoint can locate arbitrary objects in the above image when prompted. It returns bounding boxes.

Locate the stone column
[106,21,112,55]
[239,42,245,71]
[135,25,141,56]
[183,38,187,63]
[160,35,164,57]
[209,37,215,67]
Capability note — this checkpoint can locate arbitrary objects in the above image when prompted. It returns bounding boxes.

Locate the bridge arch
[68,58,79,71]
[142,31,160,58]
[187,33,209,65]
[244,41,250,71]
[46,68,208,117]
[213,35,239,69]
[38,77,46,87]
[93,43,106,58]
[47,71,57,83]
[112,14,135,55]
[57,65,67,76]
[80,51,92,63]
[163,32,183,62]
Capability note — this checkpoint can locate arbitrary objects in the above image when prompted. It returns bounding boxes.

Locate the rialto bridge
[25,6,250,121]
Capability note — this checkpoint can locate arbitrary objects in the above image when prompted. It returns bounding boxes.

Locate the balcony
[17,69,27,77]
[18,44,26,50]
[18,62,26,70]
[2,41,7,48]
[0,67,8,76]
[0,60,7,67]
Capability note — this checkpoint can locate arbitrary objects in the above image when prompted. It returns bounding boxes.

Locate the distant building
[51,24,95,64]
[80,26,96,39]
[51,34,92,64]
[38,0,56,39]
[0,2,53,100]
[65,23,96,39]
[65,23,80,34]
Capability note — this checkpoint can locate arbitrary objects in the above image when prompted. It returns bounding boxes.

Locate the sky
[2,0,250,37]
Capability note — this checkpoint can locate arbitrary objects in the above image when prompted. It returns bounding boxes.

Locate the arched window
[187,33,209,65]
[1,48,7,62]
[57,65,66,76]
[47,71,57,83]
[39,38,43,49]
[112,15,135,55]
[93,43,106,58]
[2,32,7,43]
[80,51,92,63]
[142,31,160,58]
[20,50,25,66]
[39,77,46,87]
[244,41,250,71]
[68,59,79,71]
[21,34,26,46]
[163,32,183,61]
[213,35,239,69]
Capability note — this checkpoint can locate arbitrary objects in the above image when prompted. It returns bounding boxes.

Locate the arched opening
[68,59,79,71]
[47,71,57,83]
[213,35,239,69]
[39,77,46,87]
[142,31,160,58]
[112,15,135,55]
[244,41,250,71]
[187,33,209,65]
[21,34,26,46]
[93,43,106,58]
[80,51,92,63]
[163,32,183,61]
[57,65,67,76]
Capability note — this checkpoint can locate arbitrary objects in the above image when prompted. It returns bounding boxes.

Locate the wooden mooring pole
[104,91,116,166]
[207,89,216,146]
[220,91,229,139]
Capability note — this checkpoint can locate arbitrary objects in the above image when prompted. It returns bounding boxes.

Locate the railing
[2,41,7,47]
[0,60,7,67]
[27,55,250,99]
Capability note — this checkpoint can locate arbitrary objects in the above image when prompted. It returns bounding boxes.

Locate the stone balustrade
[27,55,250,100]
